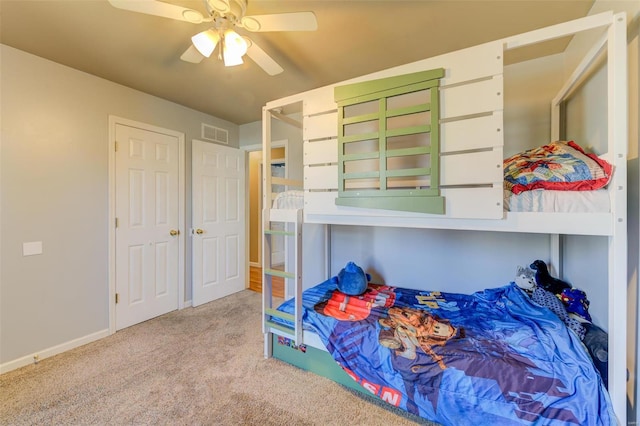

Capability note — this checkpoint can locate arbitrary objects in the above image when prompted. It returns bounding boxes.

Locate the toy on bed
[529,259,571,295]
[514,264,607,387]
[515,265,586,340]
[560,287,592,323]
[331,261,371,296]
[514,265,536,295]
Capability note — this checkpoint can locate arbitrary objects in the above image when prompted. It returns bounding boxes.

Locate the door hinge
[115,293,119,304]
[115,217,119,228]
[114,141,118,152]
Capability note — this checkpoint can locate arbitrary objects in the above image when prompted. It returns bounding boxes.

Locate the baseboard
[0,328,110,374]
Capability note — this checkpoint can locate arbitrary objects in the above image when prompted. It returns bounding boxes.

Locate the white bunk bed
[262,11,628,425]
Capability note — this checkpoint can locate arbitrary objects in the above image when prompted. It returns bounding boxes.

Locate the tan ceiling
[0,0,596,125]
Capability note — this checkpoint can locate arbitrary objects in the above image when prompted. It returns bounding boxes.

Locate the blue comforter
[277,280,614,426]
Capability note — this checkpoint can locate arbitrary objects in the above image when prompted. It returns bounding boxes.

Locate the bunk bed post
[606,12,628,425]
[550,99,563,279]
[262,208,273,358]
[549,234,563,278]
[262,107,273,358]
[294,209,303,344]
[325,225,332,279]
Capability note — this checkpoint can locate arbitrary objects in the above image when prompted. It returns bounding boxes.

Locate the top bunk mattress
[504,189,610,213]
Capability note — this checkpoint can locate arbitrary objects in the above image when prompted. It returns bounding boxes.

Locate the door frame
[243,139,288,268]
[107,116,186,334]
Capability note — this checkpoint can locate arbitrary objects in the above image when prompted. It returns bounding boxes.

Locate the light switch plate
[23,241,43,256]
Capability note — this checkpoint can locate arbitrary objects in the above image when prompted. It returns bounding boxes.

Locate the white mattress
[504,189,610,213]
[272,189,611,213]
[272,190,304,209]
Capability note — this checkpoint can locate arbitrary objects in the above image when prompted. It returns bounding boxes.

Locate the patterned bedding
[504,141,612,195]
[277,279,614,426]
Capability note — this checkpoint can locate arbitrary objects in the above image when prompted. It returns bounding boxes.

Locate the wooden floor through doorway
[249,266,284,298]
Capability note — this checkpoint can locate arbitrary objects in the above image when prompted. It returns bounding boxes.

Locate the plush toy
[531,285,586,340]
[333,261,370,296]
[560,288,592,323]
[529,260,571,295]
[514,265,536,294]
[515,264,587,339]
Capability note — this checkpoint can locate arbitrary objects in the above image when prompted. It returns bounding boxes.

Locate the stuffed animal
[514,265,536,294]
[529,260,571,295]
[333,261,370,296]
[560,288,592,323]
[531,285,586,340]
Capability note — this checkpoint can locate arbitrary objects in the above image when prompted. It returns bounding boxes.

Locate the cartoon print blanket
[277,280,614,426]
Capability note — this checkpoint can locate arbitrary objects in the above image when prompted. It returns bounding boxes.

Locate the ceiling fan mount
[108,0,318,75]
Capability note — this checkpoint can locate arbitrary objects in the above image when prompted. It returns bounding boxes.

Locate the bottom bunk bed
[265,275,613,426]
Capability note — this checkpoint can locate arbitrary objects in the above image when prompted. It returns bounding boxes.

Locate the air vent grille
[201,123,229,145]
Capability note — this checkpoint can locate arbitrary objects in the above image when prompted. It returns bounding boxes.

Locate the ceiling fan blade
[245,39,283,76]
[108,0,204,23]
[180,45,205,63]
[240,12,317,32]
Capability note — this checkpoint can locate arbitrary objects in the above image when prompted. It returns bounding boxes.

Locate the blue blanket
[277,280,614,426]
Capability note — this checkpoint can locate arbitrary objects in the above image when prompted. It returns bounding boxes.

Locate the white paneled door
[115,123,181,330]
[192,140,246,306]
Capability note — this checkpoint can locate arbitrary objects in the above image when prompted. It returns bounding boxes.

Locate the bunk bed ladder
[262,208,303,353]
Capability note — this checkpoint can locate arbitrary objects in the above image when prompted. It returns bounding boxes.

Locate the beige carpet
[1,290,435,425]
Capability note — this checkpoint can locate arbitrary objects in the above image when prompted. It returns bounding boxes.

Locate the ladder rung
[264,268,294,279]
[265,320,295,334]
[266,308,294,322]
[264,229,295,236]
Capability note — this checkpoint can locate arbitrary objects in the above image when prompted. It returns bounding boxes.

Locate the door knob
[169,229,180,236]
[195,228,205,235]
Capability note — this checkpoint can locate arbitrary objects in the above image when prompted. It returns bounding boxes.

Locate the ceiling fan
[108,0,318,75]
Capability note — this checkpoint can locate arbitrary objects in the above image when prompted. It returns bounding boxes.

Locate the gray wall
[0,45,238,365]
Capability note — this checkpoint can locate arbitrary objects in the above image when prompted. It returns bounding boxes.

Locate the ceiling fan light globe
[223,51,244,67]
[192,30,220,58]
[223,30,248,57]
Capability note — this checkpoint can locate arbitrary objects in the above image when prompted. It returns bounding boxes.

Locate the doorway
[246,140,288,297]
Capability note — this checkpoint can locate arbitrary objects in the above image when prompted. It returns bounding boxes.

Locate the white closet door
[115,123,180,330]
[192,140,246,306]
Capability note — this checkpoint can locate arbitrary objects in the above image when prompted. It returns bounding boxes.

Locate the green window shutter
[334,68,445,214]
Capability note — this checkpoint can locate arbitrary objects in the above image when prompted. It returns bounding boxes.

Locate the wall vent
[201,123,229,145]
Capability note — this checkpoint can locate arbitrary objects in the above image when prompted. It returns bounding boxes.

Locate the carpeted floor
[1,290,435,425]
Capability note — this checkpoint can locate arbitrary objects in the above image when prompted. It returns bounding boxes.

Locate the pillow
[503,141,613,195]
